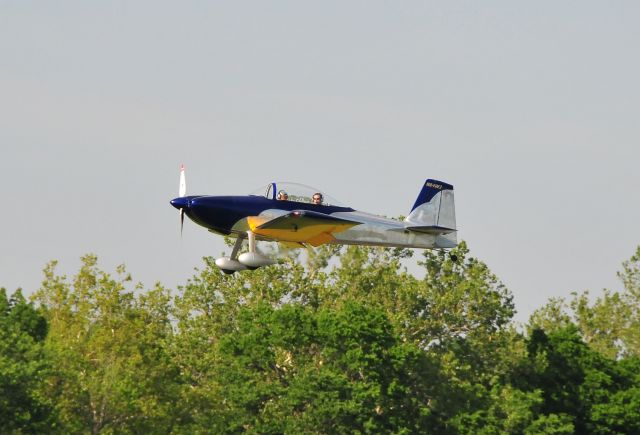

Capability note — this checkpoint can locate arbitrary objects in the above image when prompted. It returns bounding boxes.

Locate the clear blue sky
[2,2,639,323]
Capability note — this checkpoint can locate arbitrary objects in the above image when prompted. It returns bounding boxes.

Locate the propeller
[179,164,186,197]
[169,164,190,235]
[179,164,186,235]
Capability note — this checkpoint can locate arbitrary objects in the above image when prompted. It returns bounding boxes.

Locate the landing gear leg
[230,234,245,260]
[247,231,257,254]
[244,231,259,270]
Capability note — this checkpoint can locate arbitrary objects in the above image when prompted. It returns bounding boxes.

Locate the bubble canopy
[249,182,346,207]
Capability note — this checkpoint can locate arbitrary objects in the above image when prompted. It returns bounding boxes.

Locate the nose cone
[170,197,190,210]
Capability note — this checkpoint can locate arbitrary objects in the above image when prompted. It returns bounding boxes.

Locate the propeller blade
[178,164,187,236]
[179,164,186,197]
[180,209,185,236]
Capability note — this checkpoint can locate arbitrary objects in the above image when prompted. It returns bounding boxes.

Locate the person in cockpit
[312,192,323,205]
[277,190,289,200]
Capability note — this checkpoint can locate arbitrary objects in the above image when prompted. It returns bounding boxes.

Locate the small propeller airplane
[170,165,457,274]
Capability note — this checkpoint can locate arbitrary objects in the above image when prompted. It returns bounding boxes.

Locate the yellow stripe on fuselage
[247,216,354,247]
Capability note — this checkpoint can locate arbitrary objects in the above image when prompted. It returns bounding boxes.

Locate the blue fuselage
[170,195,354,235]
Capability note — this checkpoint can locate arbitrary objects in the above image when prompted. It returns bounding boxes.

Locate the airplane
[170,165,457,274]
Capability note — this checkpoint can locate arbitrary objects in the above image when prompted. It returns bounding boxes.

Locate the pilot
[312,192,323,205]
[277,190,289,200]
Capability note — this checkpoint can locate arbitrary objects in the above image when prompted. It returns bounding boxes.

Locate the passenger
[312,192,323,205]
[277,190,289,200]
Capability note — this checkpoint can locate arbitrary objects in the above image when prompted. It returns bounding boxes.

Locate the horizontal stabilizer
[405,225,456,235]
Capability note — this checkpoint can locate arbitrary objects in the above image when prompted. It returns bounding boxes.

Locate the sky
[1,1,639,323]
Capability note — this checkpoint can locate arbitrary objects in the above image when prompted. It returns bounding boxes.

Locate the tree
[515,326,640,433]
[176,300,441,433]
[34,255,181,434]
[529,245,640,359]
[617,246,640,356]
[415,242,521,430]
[0,287,54,432]
[172,240,522,432]
[14,239,637,432]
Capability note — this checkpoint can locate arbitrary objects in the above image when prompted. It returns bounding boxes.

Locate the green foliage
[33,255,182,433]
[515,326,640,433]
[2,242,640,432]
[0,287,54,433]
[419,241,515,342]
[530,245,640,359]
[528,298,573,334]
[171,241,520,433]
[524,413,574,434]
[178,301,438,433]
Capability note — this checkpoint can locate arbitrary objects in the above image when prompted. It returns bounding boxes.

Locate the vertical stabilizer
[405,179,456,233]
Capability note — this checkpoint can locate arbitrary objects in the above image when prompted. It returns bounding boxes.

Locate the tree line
[2,242,639,433]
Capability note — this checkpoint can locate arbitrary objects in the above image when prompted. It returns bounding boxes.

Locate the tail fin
[405,179,456,242]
